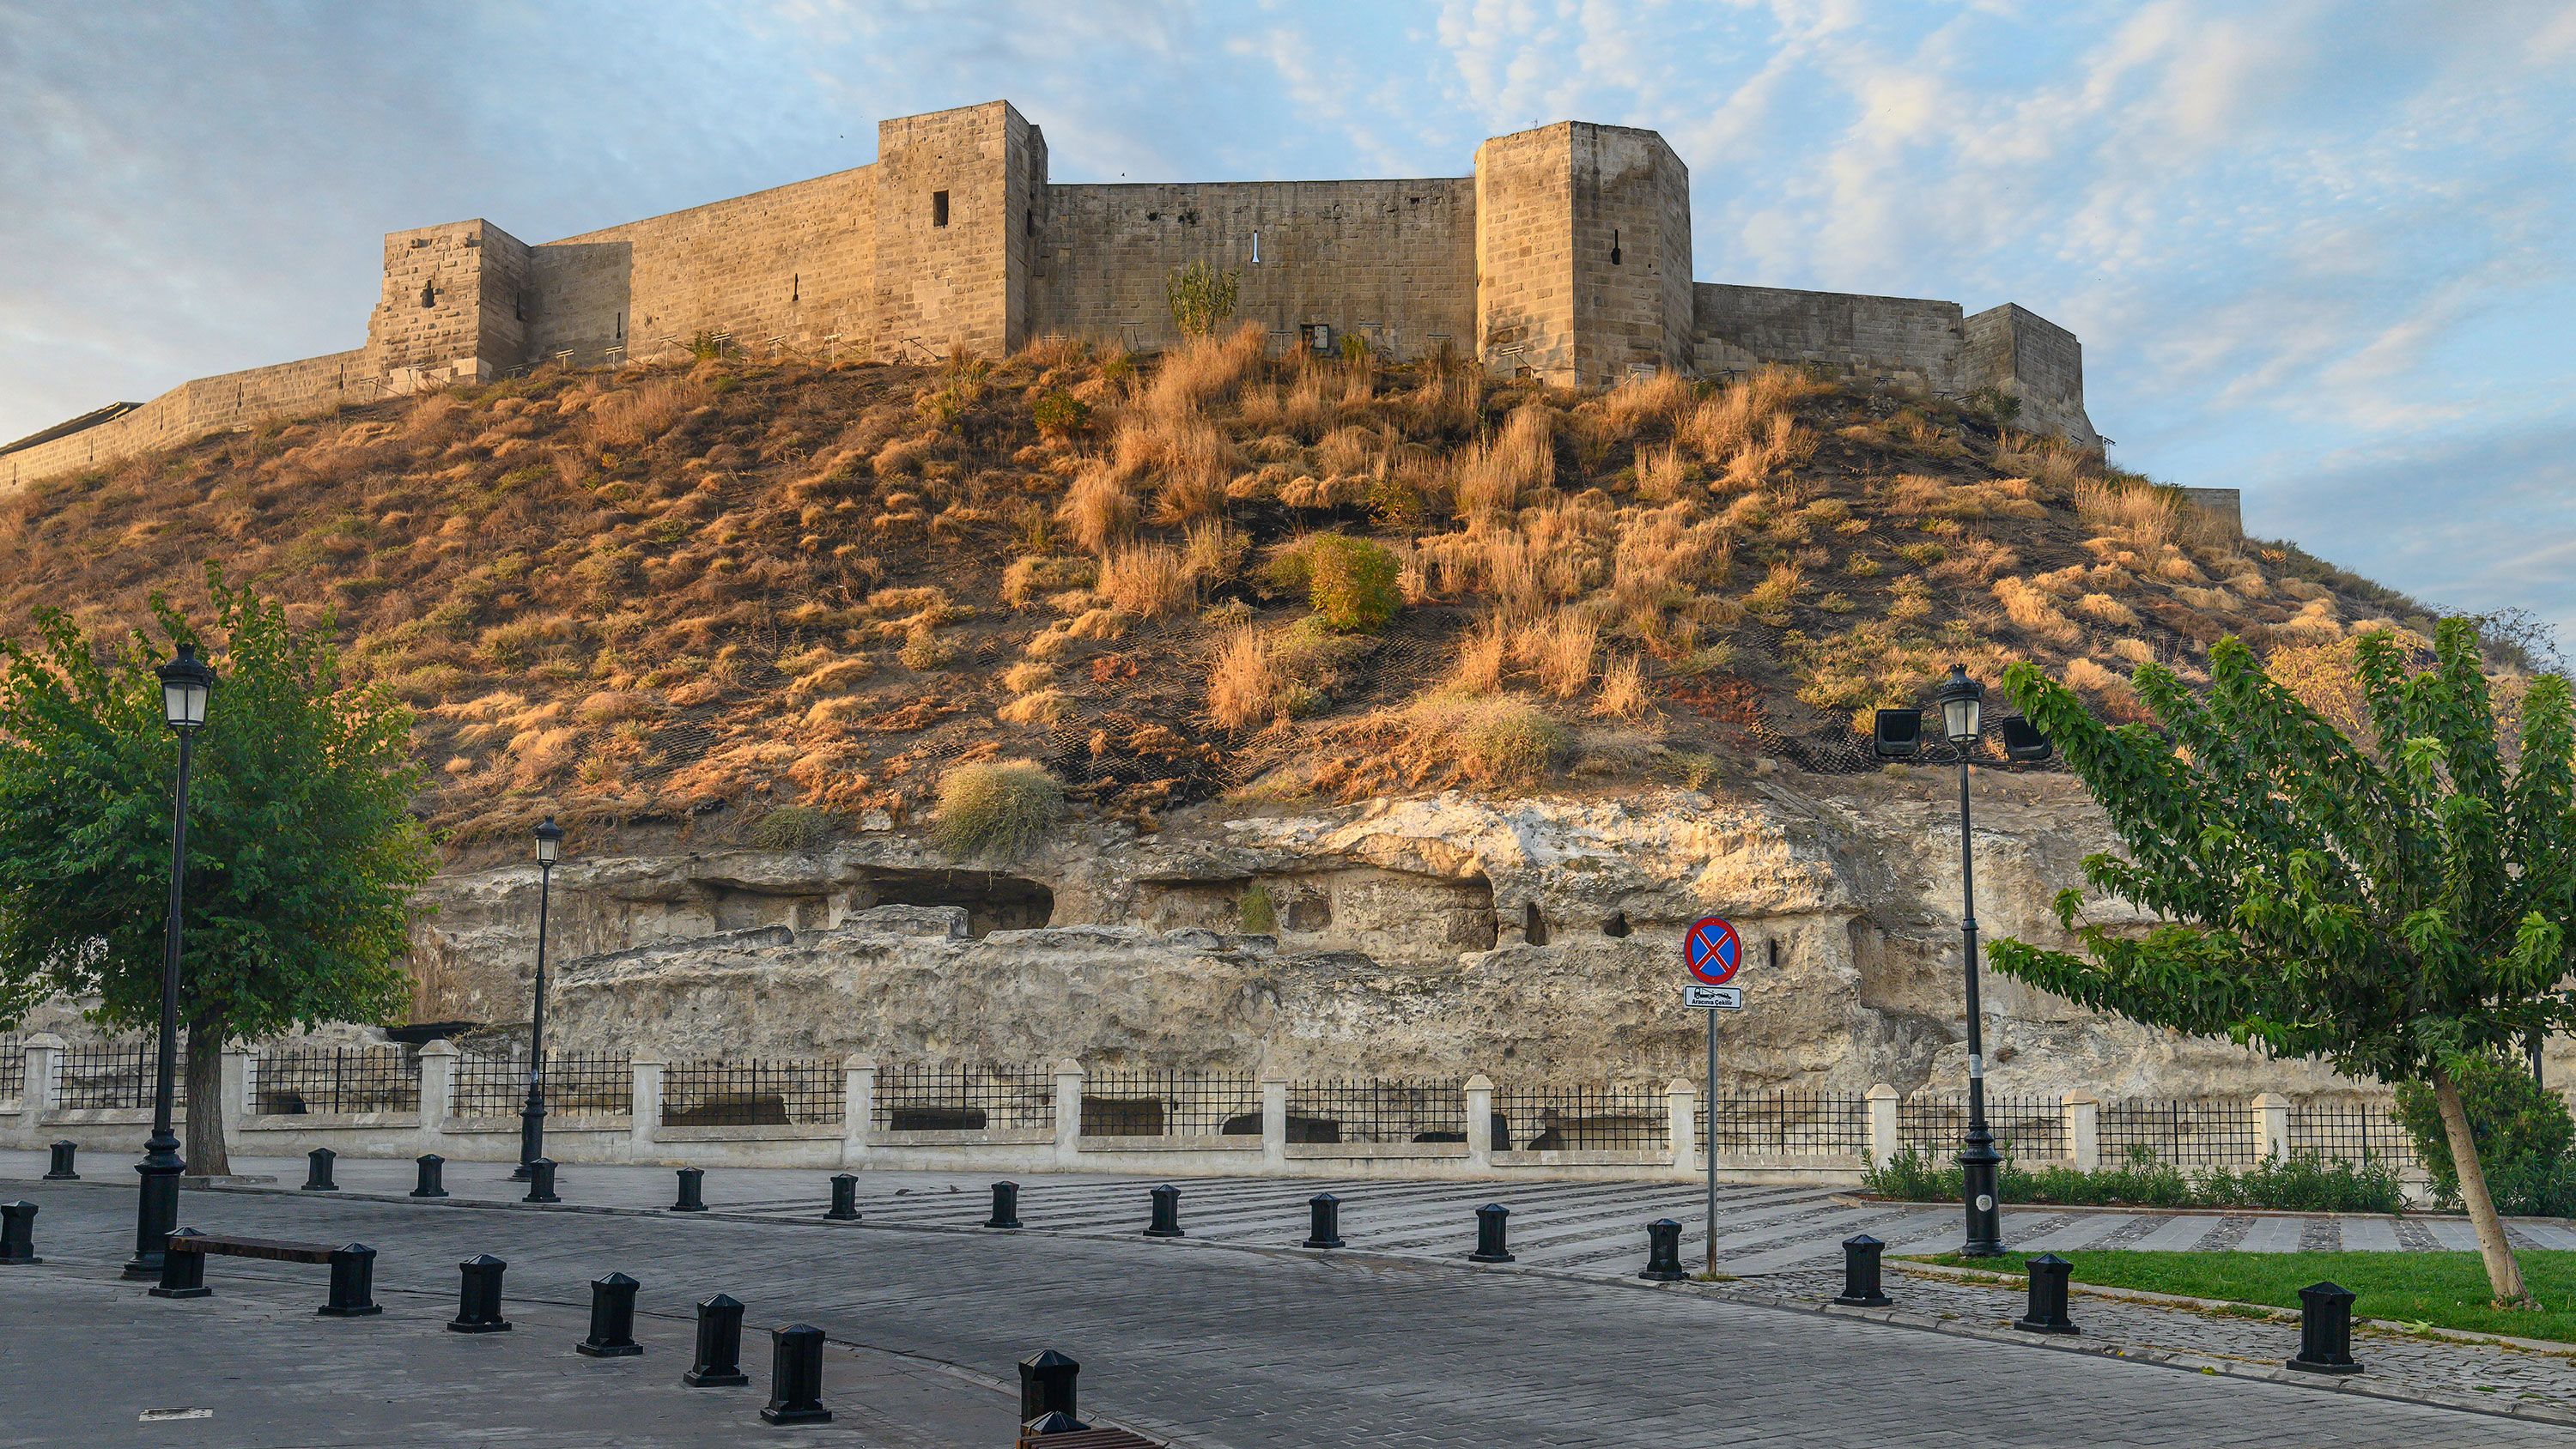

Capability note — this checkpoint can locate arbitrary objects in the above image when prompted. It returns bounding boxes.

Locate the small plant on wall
[1167,262,1241,338]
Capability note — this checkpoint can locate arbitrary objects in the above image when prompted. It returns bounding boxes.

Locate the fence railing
[872,1064,1054,1132]
[662,1060,844,1127]
[452,1051,634,1119]
[2099,1097,2257,1167]
[1285,1078,1467,1145]
[0,1035,21,1101]
[252,1046,420,1115]
[1897,1094,2066,1161]
[55,1039,185,1111]
[1079,1070,1260,1137]
[1497,1084,1670,1152]
[1700,1092,1870,1158]
[2286,1100,2420,1172]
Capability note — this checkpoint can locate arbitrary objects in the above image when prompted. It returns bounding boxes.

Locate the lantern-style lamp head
[1935,664,1984,749]
[157,642,216,732]
[534,815,563,868]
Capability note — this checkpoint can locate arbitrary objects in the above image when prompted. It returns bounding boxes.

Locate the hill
[0,330,2463,844]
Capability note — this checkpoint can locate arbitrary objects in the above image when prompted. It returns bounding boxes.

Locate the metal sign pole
[1704,1004,1717,1277]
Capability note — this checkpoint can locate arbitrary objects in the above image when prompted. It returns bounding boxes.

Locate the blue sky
[5,1,2573,640]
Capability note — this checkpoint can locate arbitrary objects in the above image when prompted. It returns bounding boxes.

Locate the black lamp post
[125,642,214,1279]
[1933,664,2008,1257]
[515,816,563,1180]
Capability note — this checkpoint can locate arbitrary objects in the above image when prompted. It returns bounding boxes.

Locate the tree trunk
[183,1028,229,1179]
[2430,1061,2527,1304]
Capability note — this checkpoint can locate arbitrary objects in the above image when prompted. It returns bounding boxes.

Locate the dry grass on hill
[0,329,2468,843]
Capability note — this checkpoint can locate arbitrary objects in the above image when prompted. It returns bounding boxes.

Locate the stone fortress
[4,99,2106,489]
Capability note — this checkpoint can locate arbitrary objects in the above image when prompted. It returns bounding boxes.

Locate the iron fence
[1078,1070,1261,1137]
[1896,1094,2068,1161]
[252,1047,420,1115]
[872,1064,1055,1132]
[1697,1092,1870,1157]
[1283,1078,1467,1145]
[661,1060,844,1127]
[2099,1097,2257,1167]
[1496,1084,1670,1152]
[0,1035,21,1100]
[55,1039,185,1111]
[2286,1100,2420,1172]
[452,1050,633,1119]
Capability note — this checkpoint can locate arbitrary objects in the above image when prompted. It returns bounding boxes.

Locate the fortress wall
[1036,179,1477,357]
[2,349,368,491]
[1965,303,2098,447]
[872,102,1034,361]
[1692,283,1967,393]
[1567,125,1693,382]
[527,165,878,367]
[1475,129,1577,379]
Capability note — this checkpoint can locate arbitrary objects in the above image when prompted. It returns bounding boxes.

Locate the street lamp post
[1935,664,2008,1258]
[125,642,214,1279]
[515,816,563,1179]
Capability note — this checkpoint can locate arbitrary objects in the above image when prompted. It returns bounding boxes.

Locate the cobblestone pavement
[4,1172,2572,1446]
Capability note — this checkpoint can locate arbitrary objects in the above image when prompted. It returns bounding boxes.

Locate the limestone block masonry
[4,98,2106,490]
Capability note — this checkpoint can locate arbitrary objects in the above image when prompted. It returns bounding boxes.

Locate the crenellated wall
[3,98,2108,489]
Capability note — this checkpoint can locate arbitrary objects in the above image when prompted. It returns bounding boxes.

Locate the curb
[1836,1193,2576,1229]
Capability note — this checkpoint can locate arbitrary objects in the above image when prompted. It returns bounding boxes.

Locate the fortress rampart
[3,100,2101,488]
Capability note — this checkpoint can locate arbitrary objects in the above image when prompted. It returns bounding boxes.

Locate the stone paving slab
[7,1176,2568,1447]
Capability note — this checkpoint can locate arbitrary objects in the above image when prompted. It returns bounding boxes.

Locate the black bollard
[302,1147,339,1192]
[759,1324,833,1425]
[1143,1183,1184,1239]
[320,1243,382,1318]
[1467,1203,1515,1264]
[577,1271,643,1357]
[824,1173,860,1222]
[985,1180,1023,1229]
[1303,1192,1345,1250]
[1018,1348,1084,1428]
[44,1141,77,1181]
[0,1201,38,1265]
[683,1293,750,1386]
[1638,1218,1686,1282]
[1835,1234,1893,1307]
[447,1253,513,1333]
[671,1167,707,1213]
[2287,1281,2363,1374]
[150,1228,210,1300]
[524,1157,560,1205]
[2013,1252,2078,1335]
[411,1155,448,1199]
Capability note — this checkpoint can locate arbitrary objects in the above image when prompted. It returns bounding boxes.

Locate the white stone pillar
[630,1055,665,1158]
[1053,1058,1084,1167]
[2063,1089,2100,1172]
[2253,1092,2290,1161]
[417,1040,458,1158]
[218,1045,252,1144]
[1864,1083,1901,1170]
[1667,1077,1698,1179]
[1465,1074,1495,1168]
[841,1055,875,1167]
[1260,1076,1288,1169]
[24,1034,64,1138]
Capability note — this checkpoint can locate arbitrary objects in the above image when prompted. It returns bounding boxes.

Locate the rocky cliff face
[405,773,2373,1098]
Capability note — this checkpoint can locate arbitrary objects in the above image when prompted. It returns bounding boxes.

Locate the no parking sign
[1685,916,1741,985]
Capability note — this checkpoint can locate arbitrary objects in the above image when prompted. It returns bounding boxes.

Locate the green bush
[1863,1147,2403,1214]
[1450,695,1570,785]
[1304,534,1401,633]
[1166,261,1241,337]
[2394,1051,2576,1216]
[750,804,834,852]
[929,760,1064,863]
[1031,390,1091,439]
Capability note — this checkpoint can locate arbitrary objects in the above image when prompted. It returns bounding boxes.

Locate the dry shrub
[1097,543,1194,619]
[1021,333,1090,371]
[1135,324,1267,420]
[1115,413,1236,524]
[1514,609,1599,698]
[1450,616,1508,694]
[2073,476,2219,555]
[787,652,874,697]
[2272,598,2343,646]
[2172,585,2241,615]
[2109,637,2156,666]
[2063,656,2148,719]
[1206,627,1288,729]
[1316,425,1384,479]
[1001,662,1054,694]
[1002,554,1097,607]
[1590,653,1649,718]
[1406,692,1570,786]
[1059,466,1139,555]
[1929,537,2021,585]
[2073,592,2138,627]
[1994,433,2088,494]
[930,760,1064,861]
[1598,370,1697,440]
[583,378,693,451]
[1683,367,1818,491]
[1455,404,1555,518]
[1183,519,1248,582]
[997,688,1067,726]
[1745,561,1804,619]
[1635,443,1688,502]
[1993,577,2081,646]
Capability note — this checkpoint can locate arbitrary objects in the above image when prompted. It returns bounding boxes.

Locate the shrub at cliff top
[931,760,1064,862]
[1304,534,1401,633]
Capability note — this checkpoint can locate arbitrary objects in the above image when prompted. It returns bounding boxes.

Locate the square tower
[870,100,1046,361]
[366,219,532,389]
[1474,122,1692,385]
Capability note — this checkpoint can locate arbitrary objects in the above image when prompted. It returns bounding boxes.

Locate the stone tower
[366,219,532,391]
[1473,122,1693,386]
[870,100,1048,361]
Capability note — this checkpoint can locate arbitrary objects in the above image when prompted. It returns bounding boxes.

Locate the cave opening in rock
[858,867,1054,938]
[1601,911,1631,938]
[1522,900,1549,946]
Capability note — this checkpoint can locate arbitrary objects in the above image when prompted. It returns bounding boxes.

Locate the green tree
[0,572,437,1174]
[1166,261,1240,338]
[1990,621,2576,1304]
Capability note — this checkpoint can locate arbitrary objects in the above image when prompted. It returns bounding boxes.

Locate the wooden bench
[151,1228,380,1316]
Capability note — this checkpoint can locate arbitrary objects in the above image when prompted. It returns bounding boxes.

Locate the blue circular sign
[1686,917,1741,985]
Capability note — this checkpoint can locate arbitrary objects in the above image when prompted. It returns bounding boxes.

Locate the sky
[4,0,2573,642]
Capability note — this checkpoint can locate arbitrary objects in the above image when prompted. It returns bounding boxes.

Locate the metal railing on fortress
[1694,1092,1869,1157]
[0,1035,21,1101]
[2099,1097,2258,1167]
[1284,1078,1467,1145]
[1896,1094,2068,1161]
[872,1065,1055,1132]
[54,1038,186,1111]
[2286,1100,2419,1172]
[1494,1084,1671,1152]
[450,1051,634,1119]
[249,1046,421,1115]
[660,1060,845,1127]
[1077,1070,1260,1137]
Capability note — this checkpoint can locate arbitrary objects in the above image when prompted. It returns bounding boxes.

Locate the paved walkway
[5,1161,2572,1446]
